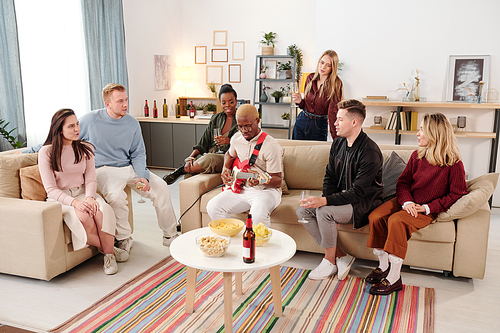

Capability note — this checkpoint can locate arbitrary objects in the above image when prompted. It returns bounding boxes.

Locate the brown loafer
[365,267,389,284]
[369,277,403,295]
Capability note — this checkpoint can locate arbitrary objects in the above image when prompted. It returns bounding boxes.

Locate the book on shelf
[384,110,419,131]
[363,95,388,102]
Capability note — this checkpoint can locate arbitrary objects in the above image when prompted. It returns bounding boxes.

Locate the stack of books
[385,111,418,131]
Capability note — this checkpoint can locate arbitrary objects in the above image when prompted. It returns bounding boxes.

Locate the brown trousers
[367,197,435,259]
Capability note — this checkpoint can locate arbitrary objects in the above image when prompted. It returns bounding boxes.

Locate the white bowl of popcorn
[195,234,231,257]
[209,218,244,237]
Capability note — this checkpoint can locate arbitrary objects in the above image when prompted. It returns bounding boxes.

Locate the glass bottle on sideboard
[144,100,149,117]
[153,100,158,118]
[163,99,168,118]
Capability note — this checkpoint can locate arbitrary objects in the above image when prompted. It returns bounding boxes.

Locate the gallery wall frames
[228,64,241,83]
[195,46,206,64]
[206,66,223,85]
[213,30,227,47]
[232,41,245,60]
[212,49,228,62]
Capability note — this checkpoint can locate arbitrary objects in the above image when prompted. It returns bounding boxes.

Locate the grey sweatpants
[296,204,353,249]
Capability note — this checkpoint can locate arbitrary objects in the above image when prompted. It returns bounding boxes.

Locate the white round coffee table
[170,227,296,332]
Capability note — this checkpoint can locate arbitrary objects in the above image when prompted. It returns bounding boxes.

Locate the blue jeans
[292,111,328,141]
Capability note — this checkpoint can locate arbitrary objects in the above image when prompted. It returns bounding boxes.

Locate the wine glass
[213,128,223,153]
[291,81,299,94]
[298,190,310,223]
[136,182,146,203]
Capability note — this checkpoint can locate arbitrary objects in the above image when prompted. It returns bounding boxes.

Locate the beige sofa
[180,139,497,279]
[0,149,133,281]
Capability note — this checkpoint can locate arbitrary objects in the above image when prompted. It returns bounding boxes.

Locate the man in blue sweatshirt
[24,83,178,251]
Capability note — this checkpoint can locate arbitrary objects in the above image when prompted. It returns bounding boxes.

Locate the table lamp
[176,66,191,97]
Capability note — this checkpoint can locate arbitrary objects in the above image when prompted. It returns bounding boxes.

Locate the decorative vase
[283,120,290,127]
[283,96,291,103]
[260,72,267,79]
[212,92,217,98]
[414,79,420,102]
[260,90,269,103]
[262,46,274,55]
[278,70,286,79]
[274,96,281,103]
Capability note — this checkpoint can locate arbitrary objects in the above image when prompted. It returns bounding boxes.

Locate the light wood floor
[1,169,499,333]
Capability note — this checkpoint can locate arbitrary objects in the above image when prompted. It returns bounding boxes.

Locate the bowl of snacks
[195,234,231,257]
[209,218,244,237]
[253,222,272,246]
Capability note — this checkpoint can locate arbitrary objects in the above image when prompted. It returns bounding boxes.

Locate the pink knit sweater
[396,150,468,214]
[38,144,97,206]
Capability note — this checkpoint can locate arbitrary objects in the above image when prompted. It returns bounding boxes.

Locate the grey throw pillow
[383,151,407,201]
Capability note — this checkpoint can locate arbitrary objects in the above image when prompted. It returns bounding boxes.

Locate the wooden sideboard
[363,101,500,173]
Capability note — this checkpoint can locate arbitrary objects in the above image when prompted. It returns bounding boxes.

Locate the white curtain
[15,0,91,147]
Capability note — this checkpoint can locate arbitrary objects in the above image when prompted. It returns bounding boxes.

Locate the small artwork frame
[447,55,490,102]
[264,59,277,79]
[154,55,171,90]
[206,66,223,85]
[195,46,206,64]
[212,49,228,62]
[213,30,227,47]
[232,41,245,60]
[228,64,241,83]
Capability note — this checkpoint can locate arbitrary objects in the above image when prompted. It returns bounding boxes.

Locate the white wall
[316,0,500,205]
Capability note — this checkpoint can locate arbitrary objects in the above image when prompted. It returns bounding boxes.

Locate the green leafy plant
[0,119,25,149]
[206,103,217,112]
[277,61,292,71]
[281,112,290,120]
[259,31,277,47]
[287,44,303,81]
[196,103,206,110]
[270,90,284,98]
[207,82,216,94]
[280,84,291,96]
[260,64,267,73]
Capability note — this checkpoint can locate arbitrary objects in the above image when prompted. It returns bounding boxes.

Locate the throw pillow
[437,173,499,222]
[20,164,47,201]
[382,151,407,201]
[282,145,330,190]
[280,149,289,195]
[0,153,39,198]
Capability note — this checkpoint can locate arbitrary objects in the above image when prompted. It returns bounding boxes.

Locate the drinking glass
[298,190,310,223]
[457,116,466,131]
[290,81,299,94]
[136,182,146,203]
[213,128,223,153]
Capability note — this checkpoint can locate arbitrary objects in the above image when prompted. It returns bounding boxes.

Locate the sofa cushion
[20,165,47,201]
[282,145,330,190]
[437,173,499,222]
[0,153,39,198]
[382,151,406,201]
[280,150,289,195]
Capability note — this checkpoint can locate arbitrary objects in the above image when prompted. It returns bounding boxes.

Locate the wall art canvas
[154,55,171,90]
[447,55,490,101]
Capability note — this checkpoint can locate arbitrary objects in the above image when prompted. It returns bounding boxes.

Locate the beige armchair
[0,149,133,280]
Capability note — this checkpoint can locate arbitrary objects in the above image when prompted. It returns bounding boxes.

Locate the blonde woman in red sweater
[366,113,467,295]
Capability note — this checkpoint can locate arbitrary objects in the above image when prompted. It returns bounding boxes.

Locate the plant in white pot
[281,84,291,103]
[281,112,290,127]
[277,61,292,79]
[270,89,284,103]
[259,31,276,55]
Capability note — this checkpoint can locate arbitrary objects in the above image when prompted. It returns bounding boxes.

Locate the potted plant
[205,103,217,114]
[281,84,291,103]
[259,31,276,55]
[260,64,267,79]
[207,82,217,98]
[270,89,284,103]
[0,119,25,149]
[281,112,290,127]
[287,44,303,82]
[196,103,206,116]
[277,61,292,79]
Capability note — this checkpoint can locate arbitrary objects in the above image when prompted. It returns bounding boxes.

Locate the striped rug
[50,256,434,333]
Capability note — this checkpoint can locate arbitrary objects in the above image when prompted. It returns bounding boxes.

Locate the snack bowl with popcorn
[209,218,244,237]
[253,222,273,246]
[195,234,231,257]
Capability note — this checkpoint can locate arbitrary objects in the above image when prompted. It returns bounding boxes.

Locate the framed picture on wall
[264,60,277,79]
[195,46,206,64]
[213,30,227,46]
[232,41,245,60]
[228,64,241,83]
[447,55,490,102]
[206,66,223,85]
[154,55,171,90]
[212,49,228,62]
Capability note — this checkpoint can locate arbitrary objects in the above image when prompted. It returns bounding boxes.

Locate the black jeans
[292,111,328,141]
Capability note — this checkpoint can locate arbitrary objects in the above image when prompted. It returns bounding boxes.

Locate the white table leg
[223,272,233,332]
[185,266,197,313]
[269,265,283,317]
[235,272,243,295]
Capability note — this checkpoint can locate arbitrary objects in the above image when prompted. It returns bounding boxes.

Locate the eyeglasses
[238,119,258,132]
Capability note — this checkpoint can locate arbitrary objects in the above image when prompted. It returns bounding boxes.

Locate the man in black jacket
[297,99,383,280]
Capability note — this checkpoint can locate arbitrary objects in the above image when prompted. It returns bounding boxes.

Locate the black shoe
[163,165,186,185]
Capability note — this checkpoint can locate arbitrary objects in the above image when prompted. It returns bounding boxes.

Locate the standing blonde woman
[38,109,128,275]
[292,50,343,141]
[366,113,467,295]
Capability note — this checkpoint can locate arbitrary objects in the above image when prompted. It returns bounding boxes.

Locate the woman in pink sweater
[366,113,467,295]
[38,109,128,275]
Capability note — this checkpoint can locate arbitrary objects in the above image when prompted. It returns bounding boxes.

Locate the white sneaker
[116,237,133,253]
[114,246,130,262]
[104,254,118,275]
[308,258,337,280]
[336,254,355,280]
[163,233,179,246]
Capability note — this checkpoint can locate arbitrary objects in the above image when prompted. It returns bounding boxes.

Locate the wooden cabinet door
[173,124,196,168]
[139,122,152,167]
[151,123,174,168]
